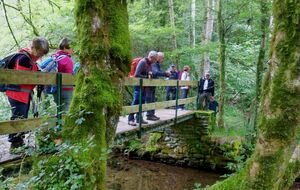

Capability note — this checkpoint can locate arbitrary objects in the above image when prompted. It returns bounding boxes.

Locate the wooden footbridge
[0,70,199,164]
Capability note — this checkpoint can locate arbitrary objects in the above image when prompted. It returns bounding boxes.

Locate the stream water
[107,156,220,190]
[107,156,300,190]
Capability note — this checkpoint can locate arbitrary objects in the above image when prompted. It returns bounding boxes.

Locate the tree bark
[206,0,300,189]
[191,0,196,48]
[63,0,131,189]
[200,0,215,76]
[217,0,225,128]
[253,0,269,129]
[168,0,178,66]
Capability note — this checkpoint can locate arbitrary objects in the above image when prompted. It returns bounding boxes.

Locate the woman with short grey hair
[6,37,49,151]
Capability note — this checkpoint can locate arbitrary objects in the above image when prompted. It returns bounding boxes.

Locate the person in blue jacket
[208,96,219,116]
[166,64,178,101]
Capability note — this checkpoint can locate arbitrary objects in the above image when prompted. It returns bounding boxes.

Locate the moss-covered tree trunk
[253,0,269,129]
[63,1,130,189]
[217,0,225,128]
[205,0,300,189]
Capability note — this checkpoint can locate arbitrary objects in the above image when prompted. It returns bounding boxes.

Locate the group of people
[127,51,192,126]
[4,40,217,150]
[127,51,218,126]
[3,37,74,150]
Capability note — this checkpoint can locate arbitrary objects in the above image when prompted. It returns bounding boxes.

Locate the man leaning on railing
[127,51,158,126]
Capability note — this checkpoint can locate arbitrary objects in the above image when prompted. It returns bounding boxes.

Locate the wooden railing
[0,70,199,136]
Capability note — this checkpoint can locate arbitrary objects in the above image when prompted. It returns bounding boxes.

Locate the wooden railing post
[138,78,143,138]
[175,80,179,125]
[56,73,62,130]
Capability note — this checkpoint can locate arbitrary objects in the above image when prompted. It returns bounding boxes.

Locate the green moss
[32,1,132,189]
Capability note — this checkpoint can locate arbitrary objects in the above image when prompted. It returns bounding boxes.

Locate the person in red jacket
[6,37,49,150]
[53,38,74,111]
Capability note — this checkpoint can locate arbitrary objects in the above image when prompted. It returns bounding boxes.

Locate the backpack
[73,62,80,74]
[128,57,143,77]
[39,54,67,94]
[0,52,32,92]
[39,54,66,72]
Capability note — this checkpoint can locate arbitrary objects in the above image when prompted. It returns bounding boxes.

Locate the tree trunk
[206,0,300,189]
[217,0,225,128]
[63,1,131,189]
[191,0,196,48]
[200,0,215,76]
[253,0,269,129]
[168,0,178,66]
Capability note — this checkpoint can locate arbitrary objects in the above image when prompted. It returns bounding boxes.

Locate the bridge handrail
[122,96,196,114]
[0,96,197,135]
[0,69,200,137]
[0,70,198,87]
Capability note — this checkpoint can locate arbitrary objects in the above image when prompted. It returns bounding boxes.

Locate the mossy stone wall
[121,111,242,170]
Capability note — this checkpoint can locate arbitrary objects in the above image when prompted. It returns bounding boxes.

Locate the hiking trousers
[8,98,30,143]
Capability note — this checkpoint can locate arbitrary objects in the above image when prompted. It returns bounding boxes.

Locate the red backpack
[128,57,143,77]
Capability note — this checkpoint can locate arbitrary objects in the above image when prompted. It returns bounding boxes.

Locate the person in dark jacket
[208,96,219,116]
[128,51,158,126]
[166,64,178,101]
[146,52,170,121]
[198,71,214,110]
[6,37,49,151]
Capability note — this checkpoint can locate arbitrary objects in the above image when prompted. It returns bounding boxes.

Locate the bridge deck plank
[0,109,193,165]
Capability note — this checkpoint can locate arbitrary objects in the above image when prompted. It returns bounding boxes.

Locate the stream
[107,157,220,190]
[107,156,300,190]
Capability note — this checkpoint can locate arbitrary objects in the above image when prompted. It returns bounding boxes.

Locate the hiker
[166,64,178,101]
[208,96,218,116]
[128,51,158,126]
[178,65,191,110]
[146,52,170,121]
[53,38,74,112]
[5,37,49,150]
[198,71,214,110]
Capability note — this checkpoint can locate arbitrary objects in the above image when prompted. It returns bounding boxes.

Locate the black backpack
[0,52,32,92]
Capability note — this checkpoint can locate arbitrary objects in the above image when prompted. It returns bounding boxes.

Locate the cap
[171,64,175,67]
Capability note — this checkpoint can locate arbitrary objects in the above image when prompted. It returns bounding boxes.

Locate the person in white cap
[198,71,215,110]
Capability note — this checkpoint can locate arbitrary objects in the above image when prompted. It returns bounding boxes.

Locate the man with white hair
[198,71,215,110]
[128,51,158,126]
[146,52,170,121]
